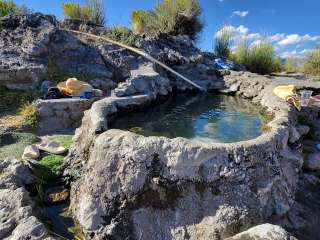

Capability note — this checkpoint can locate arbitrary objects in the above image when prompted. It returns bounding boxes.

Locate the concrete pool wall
[64,70,320,239]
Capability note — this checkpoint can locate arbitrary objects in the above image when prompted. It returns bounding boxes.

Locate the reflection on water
[111,93,264,143]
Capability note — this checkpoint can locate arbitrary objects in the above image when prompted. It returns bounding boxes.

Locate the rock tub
[64,71,320,239]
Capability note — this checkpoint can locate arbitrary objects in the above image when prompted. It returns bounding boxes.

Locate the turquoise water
[111,93,265,143]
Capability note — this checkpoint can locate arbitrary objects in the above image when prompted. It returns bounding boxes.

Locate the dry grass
[18,102,39,127]
[131,0,203,40]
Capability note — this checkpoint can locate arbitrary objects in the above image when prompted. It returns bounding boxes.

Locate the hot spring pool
[111,93,268,143]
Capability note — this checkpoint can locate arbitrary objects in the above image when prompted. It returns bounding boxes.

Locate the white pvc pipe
[63,29,206,91]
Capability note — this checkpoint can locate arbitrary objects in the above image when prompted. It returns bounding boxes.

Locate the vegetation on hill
[105,26,138,46]
[284,57,298,73]
[0,0,31,17]
[62,0,105,25]
[0,0,17,17]
[303,48,320,76]
[231,38,280,74]
[214,27,232,58]
[131,0,203,40]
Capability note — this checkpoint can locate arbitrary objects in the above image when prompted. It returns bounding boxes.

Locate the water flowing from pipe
[63,29,206,91]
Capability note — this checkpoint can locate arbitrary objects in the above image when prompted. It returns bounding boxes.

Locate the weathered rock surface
[66,126,300,239]
[226,223,297,240]
[33,98,96,134]
[0,158,52,239]
[0,13,114,90]
[304,153,320,171]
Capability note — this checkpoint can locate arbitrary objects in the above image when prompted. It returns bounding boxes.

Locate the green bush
[232,39,279,74]
[273,57,283,73]
[33,154,64,182]
[214,27,232,58]
[131,0,203,40]
[105,26,138,46]
[18,102,39,127]
[85,0,105,25]
[303,48,320,76]
[231,38,249,65]
[62,3,92,22]
[62,0,105,25]
[0,0,18,17]
[284,57,298,73]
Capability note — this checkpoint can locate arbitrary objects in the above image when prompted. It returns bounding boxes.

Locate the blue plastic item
[213,58,234,70]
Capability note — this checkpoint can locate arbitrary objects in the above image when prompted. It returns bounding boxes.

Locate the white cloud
[232,10,249,17]
[214,25,319,58]
[278,34,320,46]
[216,25,249,37]
[269,33,285,42]
[280,49,313,58]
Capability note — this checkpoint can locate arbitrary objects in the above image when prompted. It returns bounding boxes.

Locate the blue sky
[15,0,320,58]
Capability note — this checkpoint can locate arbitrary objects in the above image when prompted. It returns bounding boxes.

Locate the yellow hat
[57,78,93,96]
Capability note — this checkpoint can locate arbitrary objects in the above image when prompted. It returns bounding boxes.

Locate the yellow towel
[272,85,296,101]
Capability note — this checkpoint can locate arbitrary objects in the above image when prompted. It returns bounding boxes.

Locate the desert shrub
[232,39,278,74]
[105,26,138,46]
[62,3,92,22]
[86,0,105,25]
[18,102,39,126]
[284,57,298,73]
[131,0,203,40]
[0,0,17,17]
[232,38,249,65]
[62,0,105,25]
[214,27,232,58]
[273,57,283,73]
[246,41,275,74]
[0,85,40,113]
[303,48,320,76]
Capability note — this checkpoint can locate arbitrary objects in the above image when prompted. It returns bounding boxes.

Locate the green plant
[0,0,18,17]
[33,154,64,182]
[0,85,40,114]
[232,37,249,65]
[105,26,138,46]
[214,27,232,58]
[18,102,39,126]
[284,57,298,73]
[131,0,203,40]
[232,39,278,75]
[62,0,105,25]
[86,0,105,25]
[303,48,320,76]
[62,3,92,22]
[50,135,73,149]
[273,57,283,73]
[246,41,275,74]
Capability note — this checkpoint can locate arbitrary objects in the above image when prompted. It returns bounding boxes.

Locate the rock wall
[0,13,114,90]
[34,98,96,134]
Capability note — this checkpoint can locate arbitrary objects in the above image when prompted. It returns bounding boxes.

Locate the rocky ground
[0,13,320,240]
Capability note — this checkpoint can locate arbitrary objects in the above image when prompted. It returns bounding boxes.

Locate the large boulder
[226,223,297,240]
[0,158,52,239]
